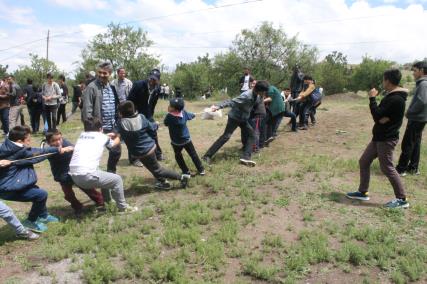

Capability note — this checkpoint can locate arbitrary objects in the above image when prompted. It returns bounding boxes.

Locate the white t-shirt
[69,131,113,175]
[241,75,250,91]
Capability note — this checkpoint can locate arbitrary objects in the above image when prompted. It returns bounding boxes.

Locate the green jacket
[267,86,285,116]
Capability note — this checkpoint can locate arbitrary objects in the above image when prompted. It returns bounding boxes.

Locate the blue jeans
[0,200,26,234]
[284,110,297,130]
[0,187,48,222]
[266,112,284,139]
[0,107,9,134]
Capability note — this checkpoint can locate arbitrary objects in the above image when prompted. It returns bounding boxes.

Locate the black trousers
[103,129,121,173]
[172,141,204,174]
[43,105,57,131]
[396,120,426,173]
[57,104,67,124]
[28,107,42,133]
[205,117,254,160]
[138,148,181,182]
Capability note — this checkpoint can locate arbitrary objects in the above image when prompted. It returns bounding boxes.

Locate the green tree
[77,23,160,81]
[13,53,60,87]
[231,22,318,89]
[211,52,244,96]
[0,64,8,79]
[314,51,350,95]
[172,54,213,99]
[349,57,394,92]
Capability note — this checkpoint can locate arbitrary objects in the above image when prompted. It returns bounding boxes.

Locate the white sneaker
[239,158,256,167]
[118,205,139,214]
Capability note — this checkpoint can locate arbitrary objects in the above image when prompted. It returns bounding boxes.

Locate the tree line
[1,22,423,99]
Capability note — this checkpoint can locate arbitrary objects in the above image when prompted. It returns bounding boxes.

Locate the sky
[0,0,426,76]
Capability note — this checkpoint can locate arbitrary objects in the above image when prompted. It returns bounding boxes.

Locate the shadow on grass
[321,191,384,208]
[0,224,20,246]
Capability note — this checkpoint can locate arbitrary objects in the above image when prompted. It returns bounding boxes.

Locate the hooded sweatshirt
[0,139,59,191]
[164,110,195,145]
[218,89,258,122]
[370,87,408,141]
[116,113,158,156]
[406,76,427,122]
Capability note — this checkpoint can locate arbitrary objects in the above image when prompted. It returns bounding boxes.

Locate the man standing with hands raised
[346,69,409,209]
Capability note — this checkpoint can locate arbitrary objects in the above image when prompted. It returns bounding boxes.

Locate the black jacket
[128,80,160,120]
[370,88,408,141]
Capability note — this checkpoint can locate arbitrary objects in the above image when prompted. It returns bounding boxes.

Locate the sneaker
[157,154,166,161]
[265,137,275,145]
[16,230,40,240]
[198,170,206,176]
[202,156,212,165]
[118,205,139,214]
[298,126,308,130]
[37,214,59,224]
[384,199,409,209]
[180,174,191,188]
[408,169,420,176]
[399,171,407,177]
[131,159,144,168]
[155,180,171,190]
[22,219,48,233]
[346,191,370,201]
[239,158,256,167]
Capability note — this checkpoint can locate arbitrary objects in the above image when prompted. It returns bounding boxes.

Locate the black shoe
[155,180,171,190]
[180,174,191,188]
[157,154,166,161]
[202,156,211,165]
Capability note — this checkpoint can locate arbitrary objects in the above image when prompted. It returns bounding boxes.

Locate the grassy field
[0,93,426,284]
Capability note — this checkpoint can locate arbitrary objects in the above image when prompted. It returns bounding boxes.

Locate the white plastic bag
[201,107,223,120]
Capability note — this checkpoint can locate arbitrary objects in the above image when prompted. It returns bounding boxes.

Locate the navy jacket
[128,80,160,120]
[164,110,195,145]
[116,114,158,156]
[0,139,59,191]
[370,88,408,142]
[47,139,73,184]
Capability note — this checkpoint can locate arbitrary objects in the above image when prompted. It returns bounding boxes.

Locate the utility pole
[46,29,50,61]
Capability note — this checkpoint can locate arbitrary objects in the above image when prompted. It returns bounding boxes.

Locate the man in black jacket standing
[396,61,427,176]
[347,69,409,209]
[128,69,164,161]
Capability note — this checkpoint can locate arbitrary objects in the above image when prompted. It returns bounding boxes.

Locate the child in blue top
[0,125,73,232]
[164,98,205,176]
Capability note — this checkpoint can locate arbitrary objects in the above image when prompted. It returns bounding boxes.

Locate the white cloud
[1,0,426,75]
[0,1,36,25]
[47,0,110,11]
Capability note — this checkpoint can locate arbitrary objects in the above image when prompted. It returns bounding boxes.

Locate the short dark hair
[117,67,125,74]
[412,61,427,74]
[58,74,65,81]
[118,101,136,118]
[8,125,31,142]
[303,75,313,81]
[46,72,53,79]
[45,129,62,143]
[83,117,102,132]
[253,80,269,94]
[27,78,33,84]
[169,97,184,111]
[383,69,402,86]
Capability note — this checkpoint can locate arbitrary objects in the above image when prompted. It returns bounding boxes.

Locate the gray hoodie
[406,76,427,122]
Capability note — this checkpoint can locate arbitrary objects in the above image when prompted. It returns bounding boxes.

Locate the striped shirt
[101,84,116,131]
